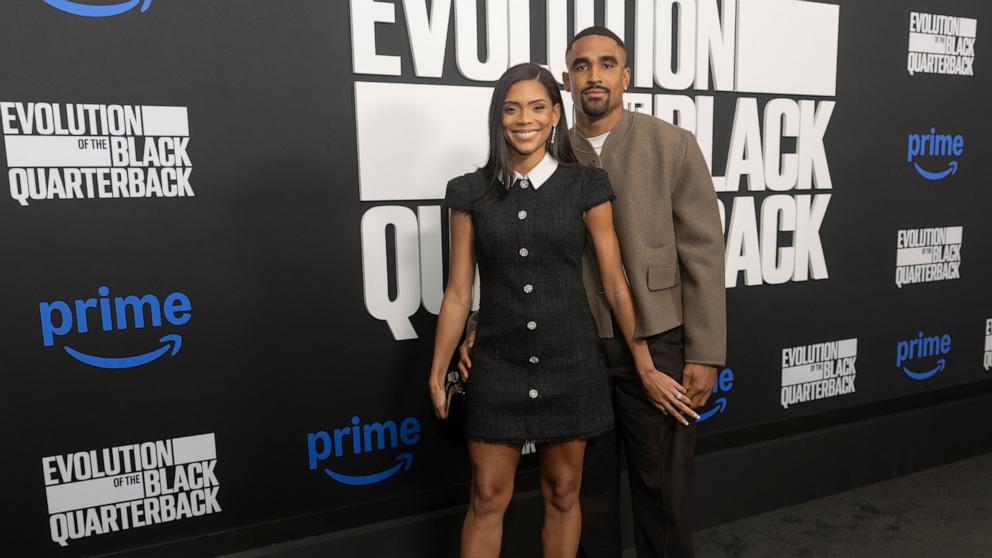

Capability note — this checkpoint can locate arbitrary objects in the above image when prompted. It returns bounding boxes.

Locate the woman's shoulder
[446,167,489,189]
[444,168,492,212]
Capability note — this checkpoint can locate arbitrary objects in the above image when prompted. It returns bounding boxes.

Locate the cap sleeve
[442,175,474,215]
[581,166,616,211]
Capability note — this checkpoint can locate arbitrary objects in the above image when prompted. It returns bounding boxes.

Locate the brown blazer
[571,110,726,366]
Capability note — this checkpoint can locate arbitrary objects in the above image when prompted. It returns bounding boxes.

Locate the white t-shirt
[585,131,610,157]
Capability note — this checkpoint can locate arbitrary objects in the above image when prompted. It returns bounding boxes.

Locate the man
[460,27,726,557]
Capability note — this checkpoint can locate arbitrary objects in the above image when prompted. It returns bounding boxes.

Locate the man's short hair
[567,26,628,64]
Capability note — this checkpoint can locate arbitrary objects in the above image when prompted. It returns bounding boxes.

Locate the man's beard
[580,88,612,116]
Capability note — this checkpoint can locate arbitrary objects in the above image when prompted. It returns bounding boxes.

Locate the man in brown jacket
[565,26,725,558]
[461,26,726,558]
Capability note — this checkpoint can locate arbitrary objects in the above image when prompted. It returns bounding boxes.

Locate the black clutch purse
[444,370,467,426]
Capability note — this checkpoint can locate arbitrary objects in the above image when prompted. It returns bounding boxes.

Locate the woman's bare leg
[461,441,521,557]
[539,440,587,558]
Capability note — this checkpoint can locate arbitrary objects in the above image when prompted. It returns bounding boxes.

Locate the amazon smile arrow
[63,334,182,369]
[902,358,946,381]
[695,397,728,423]
[913,161,958,181]
[324,453,414,486]
[43,0,152,17]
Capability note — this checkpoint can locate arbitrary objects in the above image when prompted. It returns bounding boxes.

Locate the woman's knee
[542,473,581,513]
[470,476,513,518]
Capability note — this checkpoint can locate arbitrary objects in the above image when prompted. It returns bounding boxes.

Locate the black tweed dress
[443,162,615,444]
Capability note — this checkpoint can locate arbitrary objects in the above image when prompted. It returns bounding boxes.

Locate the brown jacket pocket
[647,263,679,291]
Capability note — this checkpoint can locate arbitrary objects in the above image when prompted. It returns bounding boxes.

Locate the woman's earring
[551,125,557,144]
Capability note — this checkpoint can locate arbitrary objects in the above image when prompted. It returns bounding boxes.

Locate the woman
[427,63,697,557]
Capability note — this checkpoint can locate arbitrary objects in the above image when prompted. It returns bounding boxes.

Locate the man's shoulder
[628,111,692,148]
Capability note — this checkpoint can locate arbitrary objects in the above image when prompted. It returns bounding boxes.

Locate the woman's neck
[510,147,546,177]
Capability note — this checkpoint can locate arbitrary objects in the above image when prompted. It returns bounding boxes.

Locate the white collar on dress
[511,152,559,190]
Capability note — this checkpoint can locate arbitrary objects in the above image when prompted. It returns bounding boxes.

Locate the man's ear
[562,71,572,92]
[623,66,631,90]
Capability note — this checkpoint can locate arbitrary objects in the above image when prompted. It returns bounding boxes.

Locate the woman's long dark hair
[481,63,576,198]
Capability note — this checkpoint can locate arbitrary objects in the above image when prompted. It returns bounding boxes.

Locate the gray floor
[694,453,992,558]
[225,453,991,557]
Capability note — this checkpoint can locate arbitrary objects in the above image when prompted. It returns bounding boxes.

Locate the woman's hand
[429,374,448,420]
[637,368,700,425]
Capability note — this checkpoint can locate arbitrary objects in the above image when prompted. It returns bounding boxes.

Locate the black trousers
[579,326,696,558]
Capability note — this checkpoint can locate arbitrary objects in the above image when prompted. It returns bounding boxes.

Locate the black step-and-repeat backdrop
[1,0,988,555]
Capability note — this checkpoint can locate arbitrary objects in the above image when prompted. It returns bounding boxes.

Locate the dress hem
[465,422,614,447]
